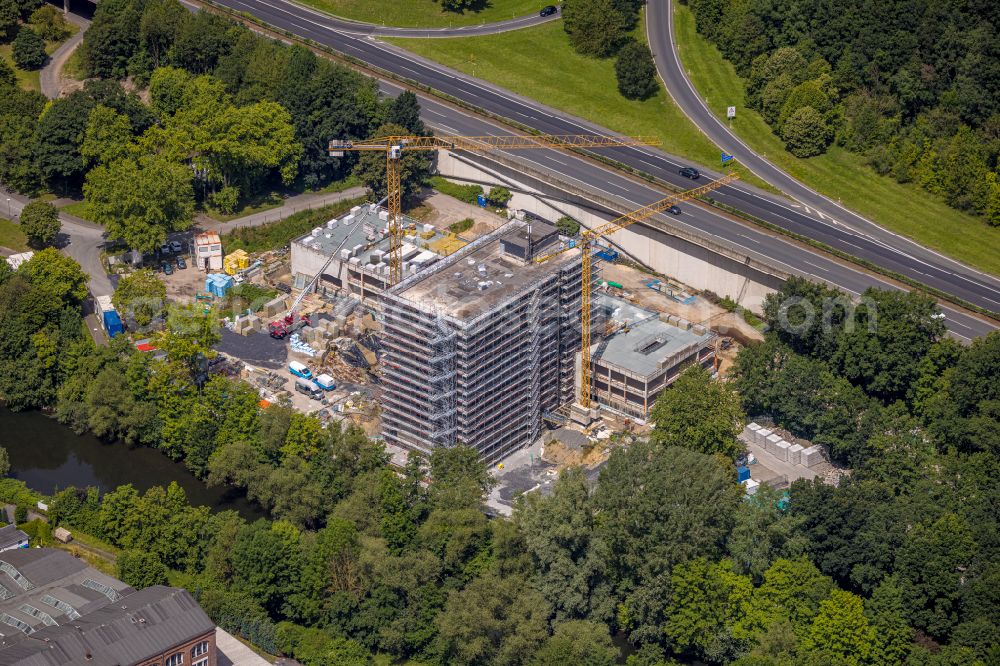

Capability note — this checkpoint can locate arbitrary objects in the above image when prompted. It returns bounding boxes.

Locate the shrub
[12,28,47,71]
[615,40,658,100]
[29,4,71,41]
[556,216,580,236]
[486,186,512,207]
[448,218,474,234]
[210,186,240,215]
[222,197,367,253]
[429,176,483,205]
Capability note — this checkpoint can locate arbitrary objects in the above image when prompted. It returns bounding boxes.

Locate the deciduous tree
[19,201,60,248]
[648,364,745,458]
[615,40,658,100]
[113,270,166,326]
[84,156,194,253]
[17,248,88,304]
[562,0,630,58]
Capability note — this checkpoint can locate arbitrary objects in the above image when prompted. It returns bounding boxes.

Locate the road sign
[727,106,737,119]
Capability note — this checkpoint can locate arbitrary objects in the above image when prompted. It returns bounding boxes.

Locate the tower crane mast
[329,133,661,286]
[535,173,740,408]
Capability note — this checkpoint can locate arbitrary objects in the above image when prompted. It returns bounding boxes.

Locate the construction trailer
[589,295,716,419]
[380,219,594,463]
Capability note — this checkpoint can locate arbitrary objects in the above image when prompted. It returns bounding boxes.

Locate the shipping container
[102,310,124,338]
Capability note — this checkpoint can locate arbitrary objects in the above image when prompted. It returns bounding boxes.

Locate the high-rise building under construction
[380,219,589,462]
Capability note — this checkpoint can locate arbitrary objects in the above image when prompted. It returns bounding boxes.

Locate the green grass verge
[0,44,39,92]
[222,196,368,252]
[428,175,482,205]
[62,44,86,80]
[0,219,29,252]
[295,0,540,28]
[0,28,79,93]
[672,3,1000,277]
[60,200,94,221]
[386,15,770,191]
[204,192,283,222]
[312,174,360,194]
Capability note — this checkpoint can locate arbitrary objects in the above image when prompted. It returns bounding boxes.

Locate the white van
[289,361,312,379]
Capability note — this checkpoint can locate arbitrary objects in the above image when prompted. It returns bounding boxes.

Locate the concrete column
[64,0,70,14]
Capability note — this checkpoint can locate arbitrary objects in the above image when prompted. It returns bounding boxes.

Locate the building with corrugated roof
[0,549,215,666]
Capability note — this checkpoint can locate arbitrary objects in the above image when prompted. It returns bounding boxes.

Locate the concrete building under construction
[380,220,589,462]
[590,295,716,419]
[290,204,466,304]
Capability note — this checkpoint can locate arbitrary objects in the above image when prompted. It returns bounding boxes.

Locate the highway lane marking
[237,0,1000,306]
[803,260,830,273]
[736,233,760,244]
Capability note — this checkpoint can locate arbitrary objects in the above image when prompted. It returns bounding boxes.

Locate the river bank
[0,408,264,520]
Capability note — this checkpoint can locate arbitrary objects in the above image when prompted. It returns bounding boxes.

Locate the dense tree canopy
[684,0,1000,225]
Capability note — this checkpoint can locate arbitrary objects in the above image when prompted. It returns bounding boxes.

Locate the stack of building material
[742,422,761,442]
[289,333,317,357]
[205,273,235,298]
[765,433,782,454]
[263,296,288,317]
[756,428,772,447]
[224,249,250,275]
[774,439,791,461]
[787,443,804,464]
[800,445,824,468]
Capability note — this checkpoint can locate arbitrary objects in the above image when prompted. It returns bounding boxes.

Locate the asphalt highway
[645,0,1000,311]
[201,0,999,337]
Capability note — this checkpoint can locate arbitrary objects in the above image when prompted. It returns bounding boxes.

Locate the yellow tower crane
[534,173,739,409]
[328,133,661,285]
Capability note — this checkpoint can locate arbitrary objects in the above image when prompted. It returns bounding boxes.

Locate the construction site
[178,131,768,474]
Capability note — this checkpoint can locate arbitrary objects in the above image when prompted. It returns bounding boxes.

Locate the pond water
[0,408,264,521]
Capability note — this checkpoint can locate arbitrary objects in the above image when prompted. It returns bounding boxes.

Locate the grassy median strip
[385,17,770,192]
[294,0,540,28]
[672,3,1000,277]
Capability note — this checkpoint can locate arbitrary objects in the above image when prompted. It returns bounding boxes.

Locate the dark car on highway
[679,166,700,179]
[540,5,558,16]
[668,205,682,215]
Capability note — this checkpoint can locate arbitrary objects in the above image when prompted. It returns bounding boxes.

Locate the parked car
[159,243,172,256]
[668,205,682,215]
[540,5,558,16]
[161,261,173,275]
[169,240,183,253]
[679,166,700,179]
[175,256,186,270]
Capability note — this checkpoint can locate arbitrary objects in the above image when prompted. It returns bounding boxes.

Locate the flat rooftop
[594,307,713,378]
[392,221,580,322]
[293,204,449,274]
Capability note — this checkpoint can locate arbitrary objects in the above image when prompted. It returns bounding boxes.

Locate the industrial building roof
[0,526,28,552]
[392,220,580,322]
[0,550,213,666]
[593,297,714,379]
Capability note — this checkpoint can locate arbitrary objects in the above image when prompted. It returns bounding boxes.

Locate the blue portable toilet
[103,310,124,338]
[476,193,487,207]
[736,466,751,482]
